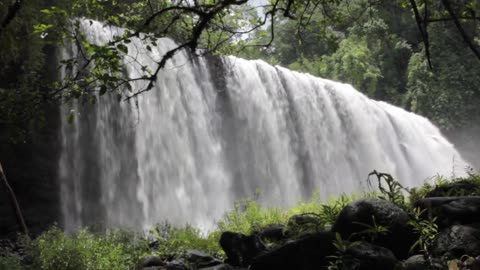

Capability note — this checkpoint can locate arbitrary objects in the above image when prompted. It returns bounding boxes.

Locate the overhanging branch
[441,0,480,61]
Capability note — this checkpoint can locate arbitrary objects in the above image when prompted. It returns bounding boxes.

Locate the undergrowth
[150,223,223,259]
[32,227,148,270]
[2,171,478,270]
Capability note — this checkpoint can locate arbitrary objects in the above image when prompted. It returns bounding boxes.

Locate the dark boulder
[432,224,480,258]
[250,231,335,270]
[255,225,286,243]
[140,255,164,268]
[414,196,480,227]
[165,260,189,270]
[219,231,266,267]
[185,249,222,269]
[288,214,320,226]
[197,264,233,270]
[198,264,248,270]
[342,241,398,270]
[332,198,415,259]
[396,255,445,270]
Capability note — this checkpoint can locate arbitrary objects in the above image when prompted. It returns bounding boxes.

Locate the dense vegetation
[1,172,479,270]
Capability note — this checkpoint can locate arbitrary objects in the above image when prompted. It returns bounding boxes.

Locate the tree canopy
[0,0,479,141]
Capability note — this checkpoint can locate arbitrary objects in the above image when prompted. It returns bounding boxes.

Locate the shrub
[32,227,147,270]
[0,256,23,270]
[217,198,287,234]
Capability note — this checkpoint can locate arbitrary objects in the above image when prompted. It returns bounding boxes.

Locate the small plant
[408,208,438,255]
[353,216,389,242]
[368,170,408,209]
[327,233,360,270]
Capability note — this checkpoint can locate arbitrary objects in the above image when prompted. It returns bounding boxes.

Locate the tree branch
[409,0,433,69]
[0,0,21,39]
[0,161,29,238]
[441,0,480,61]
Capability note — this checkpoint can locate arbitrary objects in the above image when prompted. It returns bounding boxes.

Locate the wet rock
[255,225,286,242]
[396,255,445,270]
[219,231,266,267]
[414,197,480,228]
[288,214,320,226]
[332,198,415,259]
[140,255,164,268]
[185,249,222,268]
[165,260,189,270]
[432,224,480,258]
[197,264,236,270]
[342,241,398,270]
[250,231,335,270]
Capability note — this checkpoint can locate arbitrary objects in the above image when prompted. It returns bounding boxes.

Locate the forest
[1,0,480,270]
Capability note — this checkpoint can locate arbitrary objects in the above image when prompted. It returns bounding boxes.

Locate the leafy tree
[405,23,480,130]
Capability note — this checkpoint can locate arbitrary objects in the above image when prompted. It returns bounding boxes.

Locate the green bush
[32,227,147,270]
[0,256,23,270]
[217,198,287,235]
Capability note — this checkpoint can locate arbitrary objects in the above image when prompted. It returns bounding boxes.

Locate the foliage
[404,22,480,130]
[409,171,480,203]
[31,227,148,270]
[408,208,438,255]
[288,192,354,231]
[0,256,23,270]
[327,233,360,270]
[150,223,223,259]
[367,170,408,209]
[352,216,389,242]
[217,198,287,235]
[217,191,360,236]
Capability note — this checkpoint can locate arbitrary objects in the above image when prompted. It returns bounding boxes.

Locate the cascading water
[59,20,470,232]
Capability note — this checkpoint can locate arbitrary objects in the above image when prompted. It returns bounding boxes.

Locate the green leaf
[117,44,129,54]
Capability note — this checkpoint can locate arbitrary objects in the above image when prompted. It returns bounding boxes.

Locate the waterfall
[59,20,470,232]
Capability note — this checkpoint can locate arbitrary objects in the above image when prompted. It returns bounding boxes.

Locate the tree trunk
[0,161,29,238]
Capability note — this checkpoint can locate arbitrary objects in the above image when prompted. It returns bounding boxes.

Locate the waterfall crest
[59,20,469,231]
